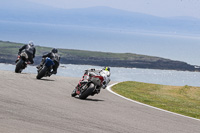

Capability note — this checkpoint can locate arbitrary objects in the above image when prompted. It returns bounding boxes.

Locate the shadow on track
[74,97,104,102]
[14,72,27,74]
[36,78,55,82]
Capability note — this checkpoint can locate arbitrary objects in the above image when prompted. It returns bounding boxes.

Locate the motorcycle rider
[76,66,111,90]
[17,41,36,64]
[37,48,60,74]
[100,67,111,89]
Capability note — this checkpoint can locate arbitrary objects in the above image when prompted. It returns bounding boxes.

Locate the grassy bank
[1,40,199,71]
[112,81,200,119]
[0,40,161,60]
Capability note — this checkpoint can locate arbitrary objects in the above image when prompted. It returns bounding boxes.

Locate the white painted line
[106,82,200,122]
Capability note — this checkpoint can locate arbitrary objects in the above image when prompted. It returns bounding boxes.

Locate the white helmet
[28,41,34,46]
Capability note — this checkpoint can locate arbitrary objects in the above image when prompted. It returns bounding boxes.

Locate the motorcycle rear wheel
[79,83,95,99]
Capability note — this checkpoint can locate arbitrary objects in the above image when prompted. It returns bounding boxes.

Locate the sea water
[1,63,200,87]
[1,22,200,86]
[0,21,200,65]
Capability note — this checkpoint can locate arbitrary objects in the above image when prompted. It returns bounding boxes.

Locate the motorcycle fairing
[45,58,55,67]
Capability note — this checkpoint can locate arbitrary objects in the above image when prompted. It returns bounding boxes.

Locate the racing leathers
[38,52,60,74]
[18,44,36,64]
[77,68,111,90]
[99,69,111,89]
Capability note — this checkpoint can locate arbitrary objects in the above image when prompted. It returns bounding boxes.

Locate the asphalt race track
[0,70,199,133]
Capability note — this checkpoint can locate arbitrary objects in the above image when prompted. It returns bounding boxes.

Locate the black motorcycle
[15,52,31,73]
[36,57,55,79]
[71,70,105,99]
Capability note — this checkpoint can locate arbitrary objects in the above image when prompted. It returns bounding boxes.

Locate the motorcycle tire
[79,83,95,99]
[15,59,23,73]
[71,88,77,97]
[36,66,48,79]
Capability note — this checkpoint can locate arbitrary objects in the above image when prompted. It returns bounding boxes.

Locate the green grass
[0,41,23,54]
[0,40,164,61]
[112,81,200,119]
[58,49,162,61]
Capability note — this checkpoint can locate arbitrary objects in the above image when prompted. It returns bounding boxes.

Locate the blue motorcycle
[36,57,55,79]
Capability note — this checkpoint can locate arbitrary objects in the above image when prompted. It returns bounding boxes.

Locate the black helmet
[52,48,58,53]
[103,67,110,72]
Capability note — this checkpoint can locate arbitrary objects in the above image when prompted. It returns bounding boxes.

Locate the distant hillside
[0,6,200,34]
[0,40,199,72]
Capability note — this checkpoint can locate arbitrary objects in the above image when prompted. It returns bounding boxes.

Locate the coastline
[1,40,200,72]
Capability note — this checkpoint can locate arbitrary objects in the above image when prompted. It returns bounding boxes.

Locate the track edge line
[106,82,200,122]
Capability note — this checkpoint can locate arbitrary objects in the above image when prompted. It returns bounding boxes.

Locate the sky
[1,0,200,65]
[26,0,200,19]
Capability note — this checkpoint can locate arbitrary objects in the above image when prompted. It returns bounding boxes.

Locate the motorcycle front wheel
[15,59,24,73]
[79,83,95,99]
[36,66,48,79]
